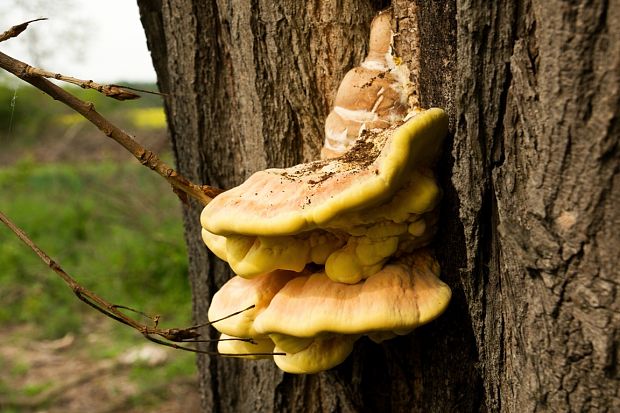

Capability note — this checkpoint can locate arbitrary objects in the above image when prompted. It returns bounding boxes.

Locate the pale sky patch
[0,0,156,83]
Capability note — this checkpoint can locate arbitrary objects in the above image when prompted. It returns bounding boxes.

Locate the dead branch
[24,65,141,100]
[0,49,221,203]
[21,66,169,101]
[0,210,284,357]
[0,20,222,204]
[1,19,162,100]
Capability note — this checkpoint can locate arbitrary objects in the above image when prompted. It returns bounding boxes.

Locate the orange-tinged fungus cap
[207,270,299,337]
[253,249,451,338]
[273,335,359,374]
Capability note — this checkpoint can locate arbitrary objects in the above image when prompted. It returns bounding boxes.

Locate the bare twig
[0,50,222,204]
[0,210,284,357]
[0,18,47,43]
[24,65,140,100]
[0,19,160,100]
[0,20,223,204]
[21,66,171,101]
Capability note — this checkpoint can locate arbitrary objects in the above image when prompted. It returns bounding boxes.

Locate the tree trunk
[137,0,619,411]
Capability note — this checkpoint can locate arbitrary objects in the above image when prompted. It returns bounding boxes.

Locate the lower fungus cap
[205,249,451,373]
[253,249,451,338]
[207,270,299,337]
[273,335,359,374]
[217,334,275,360]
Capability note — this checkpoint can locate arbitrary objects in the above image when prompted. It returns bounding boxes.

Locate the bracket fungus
[200,11,452,373]
[207,249,450,373]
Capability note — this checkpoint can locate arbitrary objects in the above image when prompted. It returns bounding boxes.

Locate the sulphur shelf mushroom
[201,108,446,283]
[208,249,450,374]
[200,10,451,373]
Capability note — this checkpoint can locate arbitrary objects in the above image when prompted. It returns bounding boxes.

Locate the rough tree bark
[137,0,619,412]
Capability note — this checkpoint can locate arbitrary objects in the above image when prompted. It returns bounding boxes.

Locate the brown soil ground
[0,325,201,413]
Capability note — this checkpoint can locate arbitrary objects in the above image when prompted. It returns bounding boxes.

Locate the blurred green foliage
[0,82,165,145]
[0,81,190,342]
[0,61,195,413]
[0,160,191,339]
[0,82,199,408]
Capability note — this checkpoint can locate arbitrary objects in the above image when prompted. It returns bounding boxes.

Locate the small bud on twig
[0,18,47,43]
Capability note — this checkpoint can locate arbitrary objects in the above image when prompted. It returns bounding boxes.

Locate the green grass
[9,361,30,377]
[0,81,197,411]
[130,351,196,387]
[0,159,192,339]
[21,382,53,397]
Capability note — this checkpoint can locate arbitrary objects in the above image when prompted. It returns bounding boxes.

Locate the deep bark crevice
[137,0,620,411]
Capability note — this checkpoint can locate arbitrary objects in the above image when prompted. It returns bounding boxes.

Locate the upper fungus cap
[332,68,407,115]
[201,108,448,237]
[322,10,411,159]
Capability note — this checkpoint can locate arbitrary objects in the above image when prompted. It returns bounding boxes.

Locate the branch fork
[0,19,265,356]
[0,18,223,205]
